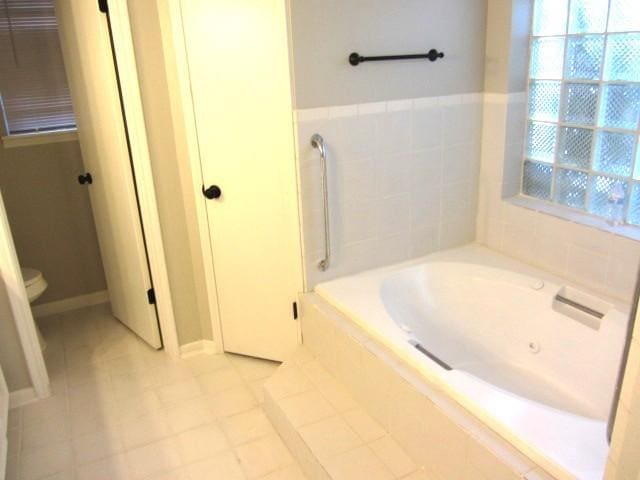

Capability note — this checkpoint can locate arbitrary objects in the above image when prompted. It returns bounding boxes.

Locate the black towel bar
[349,48,444,66]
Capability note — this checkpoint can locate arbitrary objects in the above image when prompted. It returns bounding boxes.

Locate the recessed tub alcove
[301,244,629,480]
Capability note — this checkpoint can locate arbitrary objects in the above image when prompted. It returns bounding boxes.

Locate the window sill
[506,195,640,242]
[1,129,78,149]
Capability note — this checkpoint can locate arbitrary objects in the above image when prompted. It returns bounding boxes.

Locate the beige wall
[289,0,487,108]
[127,0,213,345]
[0,141,106,304]
[0,275,31,391]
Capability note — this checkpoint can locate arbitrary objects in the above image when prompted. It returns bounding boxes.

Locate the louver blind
[0,0,76,135]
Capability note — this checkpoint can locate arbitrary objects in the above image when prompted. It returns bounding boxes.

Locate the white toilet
[21,268,48,351]
[21,268,48,303]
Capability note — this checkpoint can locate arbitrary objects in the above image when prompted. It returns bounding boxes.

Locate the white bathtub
[315,245,629,480]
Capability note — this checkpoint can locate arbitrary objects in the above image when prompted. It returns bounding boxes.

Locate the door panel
[181,0,303,361]
[55,1,161,348]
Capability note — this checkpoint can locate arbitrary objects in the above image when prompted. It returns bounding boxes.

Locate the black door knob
[78,173,93,185]
[203,185,222,200]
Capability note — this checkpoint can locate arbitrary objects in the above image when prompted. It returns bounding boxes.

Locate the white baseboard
[180,340,219,358]
[32,290,109,319]
[9,387,38,409]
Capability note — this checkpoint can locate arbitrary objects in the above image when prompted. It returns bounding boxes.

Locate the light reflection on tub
[315,245,629,480]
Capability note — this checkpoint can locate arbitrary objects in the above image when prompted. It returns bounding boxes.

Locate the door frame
[102,0,180,358]
[0,190,50,403]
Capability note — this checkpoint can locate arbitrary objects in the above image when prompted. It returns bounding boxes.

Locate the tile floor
[5,303,307,480]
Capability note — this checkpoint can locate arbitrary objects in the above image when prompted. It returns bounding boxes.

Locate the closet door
[181,0,303,361]
[55,1,162,348]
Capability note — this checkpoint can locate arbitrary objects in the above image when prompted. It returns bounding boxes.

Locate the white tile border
[295,93,485,123]
[32,290,110,319]
[508,196,640,242]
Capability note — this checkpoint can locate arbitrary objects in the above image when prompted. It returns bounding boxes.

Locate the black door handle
[202,185,222,200]
[78,173,93,185]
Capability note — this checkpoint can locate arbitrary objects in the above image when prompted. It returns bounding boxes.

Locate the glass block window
[523,0,640,225]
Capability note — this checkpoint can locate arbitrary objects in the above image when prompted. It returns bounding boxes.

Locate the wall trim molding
[9,387,38,409]
[294,92,485,123]
[179,340,218,358]
[32,290,110,319]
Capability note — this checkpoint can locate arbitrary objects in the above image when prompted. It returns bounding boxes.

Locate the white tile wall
[477,93,640,303]
[295,94,483,288]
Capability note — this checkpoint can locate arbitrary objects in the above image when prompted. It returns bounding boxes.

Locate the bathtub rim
[309,244,632,480]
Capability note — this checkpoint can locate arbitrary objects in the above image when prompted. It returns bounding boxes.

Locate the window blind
[0,0,76,135]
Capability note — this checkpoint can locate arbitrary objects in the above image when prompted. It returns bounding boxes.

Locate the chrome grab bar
[311,134,330,271]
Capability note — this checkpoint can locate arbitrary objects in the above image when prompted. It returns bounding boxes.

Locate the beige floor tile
[75,453,130,480]
[222,408,277,446]
[115,389,164,424]
[7,428,20,458]
[343,409,387,442]
[299,416,362,462]
[249,377,269,404]
[209,385,259,419]
[258,464,308,480]
[156,377,203,406]
[229,354,281,381]
[7,408,21,430]
[20,394,68,427]
[300,361,334,385]
[399,468,431,480]
[4,454,19,480]
[265,366,313,400]
[187,451,246,480]
[235,434,294,479]
[197,367,245,396]
[72,426,124,466]
[164,396,215,434]
[119,409,172,450]
[21,414,70,450]
[153,466,193,480]
[105,352,150,376]
[150,362,196,388]
[20,441,74,480]
[183,353,231,375]
[289,347,315,366]
[175,423,229,464]
[68,398,120,435]
[68,378,115,412]
[324,445,394,480]
[13,306,307,480]
[126,437,183,480]
[278,390,335,427]
[369,436,416,478]
[111,369,159,400]
[315,380,358,413]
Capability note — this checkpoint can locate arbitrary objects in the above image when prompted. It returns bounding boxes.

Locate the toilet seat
[21,268,48,303]
[22,268,42,287]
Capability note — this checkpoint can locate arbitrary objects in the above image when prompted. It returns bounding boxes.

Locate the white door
[181,0,303,361]
[54,1,161,348]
